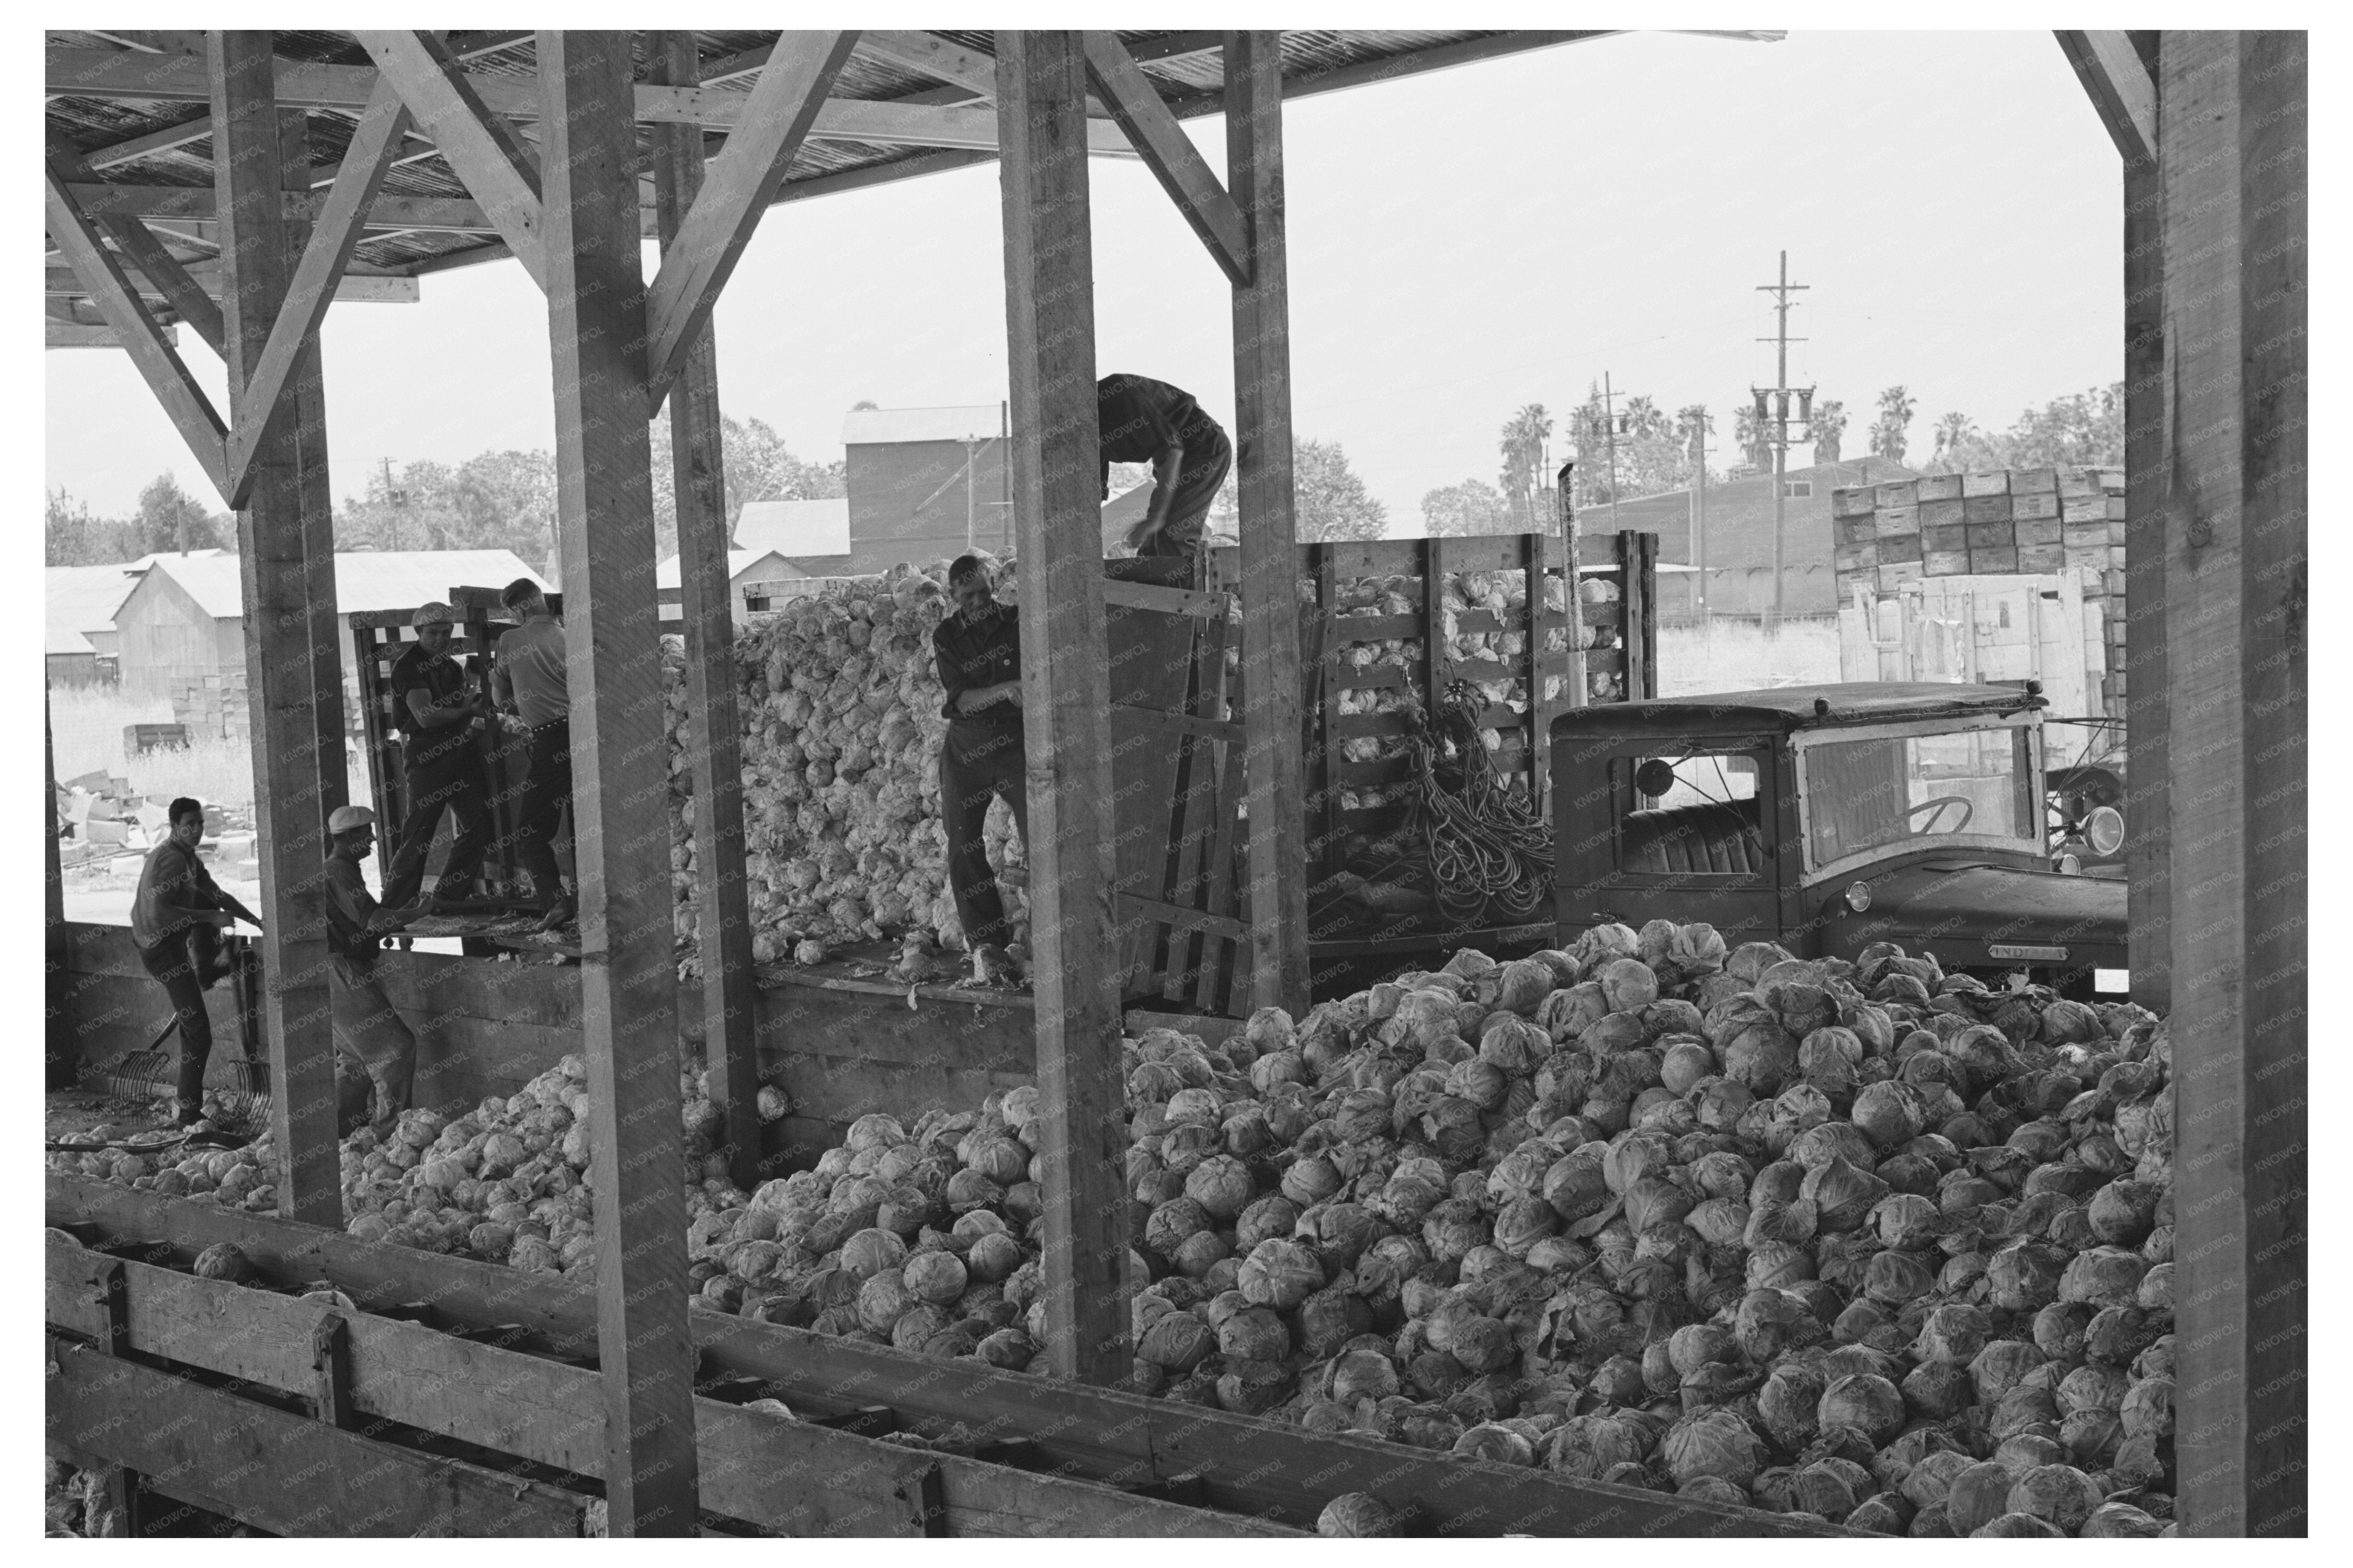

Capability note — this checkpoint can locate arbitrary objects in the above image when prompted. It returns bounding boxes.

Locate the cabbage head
[1817,1372,1907,1444]
[1661,1408,1765,1488]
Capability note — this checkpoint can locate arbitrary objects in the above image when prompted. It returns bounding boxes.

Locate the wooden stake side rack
[47,1175,1851,1541]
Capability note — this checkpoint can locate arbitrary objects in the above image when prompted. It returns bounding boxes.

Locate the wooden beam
[2158,29,2307,1540]
[535,27,700,1537]
[223,76,412,504]
[354,31,546,287]
[209,29,343,1228]
[650,29,762,1198]
[82,113,212,171]
[67,181,500,234]
[2054,31,2157,168]
[45,691,70,1090]
[94,217,225,354]
[49,47,1137,156]
[859,30,1004,99]
[1225,33,1311,1019]
[1082,32,1250,287]
[42,163,227,496]
[277,107,354,894]
[993,30,1131,1389]
[46,265,416,303]
[2121,43,2167,1014]
[641,31,857,417]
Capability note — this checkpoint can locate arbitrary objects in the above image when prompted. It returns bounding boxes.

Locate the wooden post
[2119,33,2168,1011]
[536,29,699,1534]
[650,31,761,1195]
[209,31,340,1224]
[1225,31,1310,1019]
[279,108,350,834]
[2157,29,2307,1539]
[46,685,72,1091]
[993,29,1130,1387]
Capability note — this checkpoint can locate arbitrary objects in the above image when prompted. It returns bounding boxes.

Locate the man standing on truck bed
[932,554,1028,983]
[491,578,574,932]
[132,796,264,1126]
[1098,372,1232,570]
[381,602,496,913]
[321,805,422,1133]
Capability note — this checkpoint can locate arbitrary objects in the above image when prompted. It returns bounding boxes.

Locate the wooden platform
[49,1174,1850,1540]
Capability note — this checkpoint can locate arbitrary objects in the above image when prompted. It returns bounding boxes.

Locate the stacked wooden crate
[168,670,250,744]
[1833,466,2126,716]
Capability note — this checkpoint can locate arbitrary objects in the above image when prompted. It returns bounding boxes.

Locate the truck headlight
[2055,852,2083,876]
[2086,806,2124,856]
[1844,882,1871,912]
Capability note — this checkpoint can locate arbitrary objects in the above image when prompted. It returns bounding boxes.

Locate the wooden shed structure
[40,28,2302,1540]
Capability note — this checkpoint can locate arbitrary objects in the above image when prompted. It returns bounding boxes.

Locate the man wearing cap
[931,554,1028,981]
[490,578,573,931]
[381,602,496,912]
[132,796,264,1126]
[1098,371,1232,571]
[323,804,422,1131]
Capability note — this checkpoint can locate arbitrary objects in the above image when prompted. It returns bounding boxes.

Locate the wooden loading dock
[42,29,2302,1537]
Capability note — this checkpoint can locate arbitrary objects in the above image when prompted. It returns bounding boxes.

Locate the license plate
[1989,943,2068,962]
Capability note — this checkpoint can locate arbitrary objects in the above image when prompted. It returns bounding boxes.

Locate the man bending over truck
[1098,372,1232,571]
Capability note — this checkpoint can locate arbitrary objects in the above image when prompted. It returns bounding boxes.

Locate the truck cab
[1549,682,2130,995]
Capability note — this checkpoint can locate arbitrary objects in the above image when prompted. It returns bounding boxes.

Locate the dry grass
[1656,616,1842,698]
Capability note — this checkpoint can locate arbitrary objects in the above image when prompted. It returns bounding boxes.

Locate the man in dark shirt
[1098,372,1233,567]
[491,578,575,932]
[323,805,422,1132]
[931,555,1029,975]
[381,602,496,911]
[131,796,263,1125]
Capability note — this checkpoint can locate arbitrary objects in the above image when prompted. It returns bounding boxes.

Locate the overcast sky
[45,30,2125,527]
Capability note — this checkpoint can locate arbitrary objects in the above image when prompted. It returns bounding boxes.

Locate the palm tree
[1811,399,1848,465]
[1675,404,1713,468]
[1497,404,1553,526]
[1867,385,1915,463]
[1931,410,1978,469]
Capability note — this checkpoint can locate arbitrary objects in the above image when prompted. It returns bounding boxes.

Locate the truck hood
[1827,859,2128,965]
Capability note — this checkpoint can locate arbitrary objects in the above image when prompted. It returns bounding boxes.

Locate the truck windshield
[1801,726,2036,869]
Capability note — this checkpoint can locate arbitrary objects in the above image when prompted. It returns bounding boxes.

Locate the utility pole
[380,455,404,552]
[1687,408,1710,622]
[1753,251,1811,629]
[1600,373,1623,532]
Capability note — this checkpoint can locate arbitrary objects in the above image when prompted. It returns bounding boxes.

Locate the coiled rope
[1408,680,1554,927]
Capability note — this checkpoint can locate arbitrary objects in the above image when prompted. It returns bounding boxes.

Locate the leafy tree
[1811,398,1848,465]
[1867,386,1915,463]
[1295,437,1387,542]
[46,488,132,565]
[1420,478,1513,536]
[135,471,232,556]
[2001,382,2124,468]
[1732,400,1769,475]
[1926,411,2006,473]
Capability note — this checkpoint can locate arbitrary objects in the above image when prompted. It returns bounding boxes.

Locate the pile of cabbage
[1099,932,2177,1537]
[661,559,1607,963]
[49,1050,791,1276]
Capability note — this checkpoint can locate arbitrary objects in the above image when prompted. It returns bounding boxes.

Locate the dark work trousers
[382,737,493,908]
[940,721,1030,950]
[512,716,574,908]
[1136,438,1232,570]
[138,925,219,1118]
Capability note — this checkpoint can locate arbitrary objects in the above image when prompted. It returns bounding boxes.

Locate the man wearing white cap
[324,805,422,1131]
[381,602,496,911]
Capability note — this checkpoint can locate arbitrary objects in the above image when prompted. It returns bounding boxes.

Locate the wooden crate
[1923,549,1970,576]
[1873,505,1920,539]
[1875,480,1919,509]
[1919,497,1967,530]
[1915,473,1965,503]
[1876,561,1924,592]
[2105,495,2128,520]
[2062,495,2108,522]
[2108,518,2129,545]
[1834,541,1879,573]
[1965,520,2016,551]
[2058,467,2103,497]
[1837,515,1877,545]
[2018,543,2066,573]
[1961,470,2011,497]
[2017,518,2065,548]
[2065,545,2112,576]
[1877,533,1922,564]
[2012,492,2062,522]
[2063,521,2111,549]
[1831,485,1877,518]
[1923,523,1969,554]
[1962,493,2014,525]
[2010,466,2058,494]
[1971,545,2020,573]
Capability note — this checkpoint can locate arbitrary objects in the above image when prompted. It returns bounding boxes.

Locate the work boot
[530,897,575,934]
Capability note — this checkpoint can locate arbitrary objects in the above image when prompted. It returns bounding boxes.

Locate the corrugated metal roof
[654,548,793,592]
[736,496,853,557]
[132,550,545,620]
[47,625,96,656]
[45,31,1648,293]
[47,562,154,634]
[842,406,1005,447]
